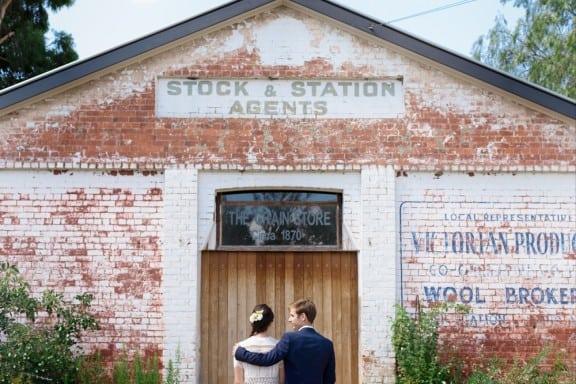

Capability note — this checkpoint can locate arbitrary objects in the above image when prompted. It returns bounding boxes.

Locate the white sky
[48,0,523,60]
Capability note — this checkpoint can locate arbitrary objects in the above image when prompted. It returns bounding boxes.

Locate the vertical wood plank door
[200,251,358,384]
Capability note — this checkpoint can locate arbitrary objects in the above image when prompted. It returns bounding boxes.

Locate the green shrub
[78,349,181,384]
[391,302,465,384]
[0,262,99,383]
[467,347,573,384]
[163,346,182,384]
[112,350,162,384]
[76,352,110,384]
[391,299,574,384]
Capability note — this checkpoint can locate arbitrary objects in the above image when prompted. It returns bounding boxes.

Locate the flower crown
[249,309,264,324]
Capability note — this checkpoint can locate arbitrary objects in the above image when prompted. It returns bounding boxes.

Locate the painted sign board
[218,190,340,247]
[400,201,576,328]
[156,78,404,118]
[221,204,338,246]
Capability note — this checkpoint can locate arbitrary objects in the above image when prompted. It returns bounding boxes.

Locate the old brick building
[0,0,574,383]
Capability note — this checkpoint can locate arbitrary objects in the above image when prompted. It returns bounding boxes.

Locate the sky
[48,0,524,61]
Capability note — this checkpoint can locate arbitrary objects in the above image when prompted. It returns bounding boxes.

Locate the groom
[234,298,336,384]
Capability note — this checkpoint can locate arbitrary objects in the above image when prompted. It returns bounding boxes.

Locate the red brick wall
[0,9,572,170]
[1,75,572,170]
[0,171,164,361]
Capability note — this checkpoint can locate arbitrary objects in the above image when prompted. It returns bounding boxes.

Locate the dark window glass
[221,191,338,203]
[218,190,341,247]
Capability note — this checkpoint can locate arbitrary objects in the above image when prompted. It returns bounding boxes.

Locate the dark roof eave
[1,0,574,119]
[0,0,274,110]
[294,0,575,119]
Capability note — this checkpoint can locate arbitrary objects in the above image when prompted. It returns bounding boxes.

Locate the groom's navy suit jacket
[235,327,336,384]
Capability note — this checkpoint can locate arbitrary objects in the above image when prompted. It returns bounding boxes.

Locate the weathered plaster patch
[222,28,246,52]
[255,17,312,66]
[46,105,77,117]
[254,14,363,70]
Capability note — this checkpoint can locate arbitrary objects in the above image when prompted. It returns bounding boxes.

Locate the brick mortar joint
[0,160,573,173]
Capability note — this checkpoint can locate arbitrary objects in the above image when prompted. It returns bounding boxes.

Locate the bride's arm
[233,343,245,384]
[233,365,245,384]
[278,361,285,384]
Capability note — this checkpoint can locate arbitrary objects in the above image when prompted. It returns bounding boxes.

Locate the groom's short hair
[290,298,317,323]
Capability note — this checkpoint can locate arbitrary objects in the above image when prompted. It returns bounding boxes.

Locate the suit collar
[298,325,315,331]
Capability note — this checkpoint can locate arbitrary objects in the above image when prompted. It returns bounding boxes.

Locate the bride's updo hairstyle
[249,303,274,336]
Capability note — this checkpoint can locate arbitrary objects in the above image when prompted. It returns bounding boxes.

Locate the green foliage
[391,299,574,384]
[0,262,99,383]
[0,262,39,327]
[0,0,78,88]
[163,346,182,384]
[77,349,181,384]
[114,352,132,384]
[76,352,110,384]
[467,348,573,384]
[0,261,180,383]
[391,302,466,384]
[113,351,162,383]
[472,0,575,98]
[136,354,161,384]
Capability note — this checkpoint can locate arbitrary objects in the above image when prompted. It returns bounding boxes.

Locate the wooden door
[200,251,358,384]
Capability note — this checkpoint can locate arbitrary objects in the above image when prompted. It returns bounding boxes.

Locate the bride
[233,304,285,384]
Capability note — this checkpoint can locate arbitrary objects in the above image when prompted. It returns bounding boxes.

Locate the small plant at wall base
[0,261,99,383]
[163,345,182,384]
[391,302,468,384]
[391,300,575,384]
[466,346,573,384]
[76,349,183,384]
[76,352,110,384]
[113,350,161,384]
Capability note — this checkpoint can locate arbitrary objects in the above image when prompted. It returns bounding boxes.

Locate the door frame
[200,250,359,384]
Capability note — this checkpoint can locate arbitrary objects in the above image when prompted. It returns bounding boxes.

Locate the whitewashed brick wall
[396,172,576,362]
[162,167,199,382]
[197,171,362,250]
[166,167,400,383]
[359,165,398,383]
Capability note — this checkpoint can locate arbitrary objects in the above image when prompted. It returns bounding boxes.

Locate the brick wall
[397,172,576,370]
[0,4,574,383]
[0,8,572,171]
[0,170,164,360]
[360,166,398,383]
[162,168,199,381]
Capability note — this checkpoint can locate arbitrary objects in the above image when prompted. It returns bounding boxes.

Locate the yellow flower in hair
[249,310,264,323]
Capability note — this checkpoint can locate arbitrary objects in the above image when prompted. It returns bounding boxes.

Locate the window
[217,190,341,248]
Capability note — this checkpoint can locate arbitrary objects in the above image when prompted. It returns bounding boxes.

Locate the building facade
[1,0,574,382]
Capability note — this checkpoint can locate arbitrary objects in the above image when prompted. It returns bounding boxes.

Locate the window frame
[216,189,343,250]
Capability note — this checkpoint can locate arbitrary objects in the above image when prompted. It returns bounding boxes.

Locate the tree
[472,0,575,99]
[0,0,77,89]
[0,262,99,383]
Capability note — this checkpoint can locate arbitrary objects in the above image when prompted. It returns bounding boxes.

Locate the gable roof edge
[0,0,276,112]
[293,0,575,120]
[0,0,574,120]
